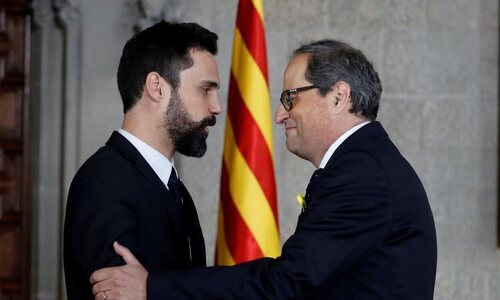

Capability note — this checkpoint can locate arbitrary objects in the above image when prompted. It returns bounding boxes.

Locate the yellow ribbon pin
[297,194,306,211]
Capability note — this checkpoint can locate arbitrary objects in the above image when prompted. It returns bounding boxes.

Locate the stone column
[30,0,81,299]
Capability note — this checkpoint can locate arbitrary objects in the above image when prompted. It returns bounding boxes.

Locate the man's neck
[312,116,369,168]
[122,114,174,160]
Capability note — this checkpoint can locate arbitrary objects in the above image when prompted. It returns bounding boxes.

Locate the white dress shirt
[117,129,176,189]
[318,122,370,169]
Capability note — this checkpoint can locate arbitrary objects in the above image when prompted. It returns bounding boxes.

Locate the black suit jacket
[149,122,437,299]
[63,131,205,300]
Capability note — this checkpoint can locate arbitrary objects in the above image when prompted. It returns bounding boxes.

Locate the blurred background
[0,0,498,299]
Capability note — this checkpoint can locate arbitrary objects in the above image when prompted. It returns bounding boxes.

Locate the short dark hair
[117,21,218,113]
[293,39,382,121]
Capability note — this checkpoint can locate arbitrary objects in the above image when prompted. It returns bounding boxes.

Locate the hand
[90,241,148,300]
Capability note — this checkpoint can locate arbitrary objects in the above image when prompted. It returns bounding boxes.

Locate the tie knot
[304,168,324,204]
[308,169,323,186]
[168,167,181,203]
[168,167,179,186]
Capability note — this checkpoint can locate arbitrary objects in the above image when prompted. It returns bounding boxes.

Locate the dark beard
[166,92,216,157]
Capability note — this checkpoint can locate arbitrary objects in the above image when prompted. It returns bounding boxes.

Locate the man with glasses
[90,40,437,300]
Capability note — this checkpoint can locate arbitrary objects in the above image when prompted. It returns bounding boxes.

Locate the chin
[285,142,298,155]
[286,142,309,161]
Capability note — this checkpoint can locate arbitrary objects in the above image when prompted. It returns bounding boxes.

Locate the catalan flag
[215,0,280,265]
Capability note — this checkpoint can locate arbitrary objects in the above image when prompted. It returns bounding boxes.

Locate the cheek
[295,107,316,133]
[301,110,327,140]
[301,120,318,144]
[190,106,207,122]
[179,97,201,119]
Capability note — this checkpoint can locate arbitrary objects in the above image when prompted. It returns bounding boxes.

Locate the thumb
[113,241,140,265]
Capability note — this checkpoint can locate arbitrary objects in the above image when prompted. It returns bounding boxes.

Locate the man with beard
[63,21,221,300]
[90,40,437,300]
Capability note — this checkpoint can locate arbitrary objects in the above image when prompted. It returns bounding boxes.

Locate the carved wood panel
[0,1,31,299]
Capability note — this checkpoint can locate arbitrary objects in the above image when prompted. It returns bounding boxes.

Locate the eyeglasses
[279,85,319,111]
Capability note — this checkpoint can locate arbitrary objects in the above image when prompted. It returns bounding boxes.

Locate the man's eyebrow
[201,80,220,89]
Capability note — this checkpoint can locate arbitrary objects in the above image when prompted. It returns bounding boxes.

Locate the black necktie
[305,169,324,207]
[167,167,182,204]
[166,167,206,267]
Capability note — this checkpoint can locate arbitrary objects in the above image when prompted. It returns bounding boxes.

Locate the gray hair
[293,39,382,121]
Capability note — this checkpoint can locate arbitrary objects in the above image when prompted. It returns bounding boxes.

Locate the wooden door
[0,1,31,299]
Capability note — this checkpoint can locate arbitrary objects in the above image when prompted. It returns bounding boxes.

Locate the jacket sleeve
[64,159,140,284]
[146,150,393,299]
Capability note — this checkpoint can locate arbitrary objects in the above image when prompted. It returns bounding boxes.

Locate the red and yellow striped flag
[215,0,280,265]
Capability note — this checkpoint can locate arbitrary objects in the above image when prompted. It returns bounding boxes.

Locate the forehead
[180,49,220,85]
[283,54,310,89]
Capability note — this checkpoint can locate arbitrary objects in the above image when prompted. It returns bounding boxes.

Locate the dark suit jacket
[149,121,437,299]
[63,131,205,300]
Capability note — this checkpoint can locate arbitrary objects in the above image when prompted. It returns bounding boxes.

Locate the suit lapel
[105,131,188,239]
[325,121,388,170]
[134,158,188,238]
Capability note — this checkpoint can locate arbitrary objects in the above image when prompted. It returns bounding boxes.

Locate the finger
[92,280,112,296]
[98,291,109,300]
[114,241,140,265]
[104,290,114,300]
[90,267,117,284]
[93,290,104,300]
[92,281,100,295]
[98,291,105,300]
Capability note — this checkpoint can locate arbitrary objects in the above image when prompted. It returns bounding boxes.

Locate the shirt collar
[318,121,370,169]
[117,129,176,188]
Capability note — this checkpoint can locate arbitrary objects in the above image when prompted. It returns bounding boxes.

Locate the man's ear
[332,81,351,109]
[144,72,169,102]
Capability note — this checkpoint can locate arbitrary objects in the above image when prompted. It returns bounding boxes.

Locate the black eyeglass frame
[279,85,319,111]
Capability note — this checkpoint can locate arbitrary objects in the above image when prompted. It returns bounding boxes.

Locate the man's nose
[275,104,289,124]
[209,95,222,115]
